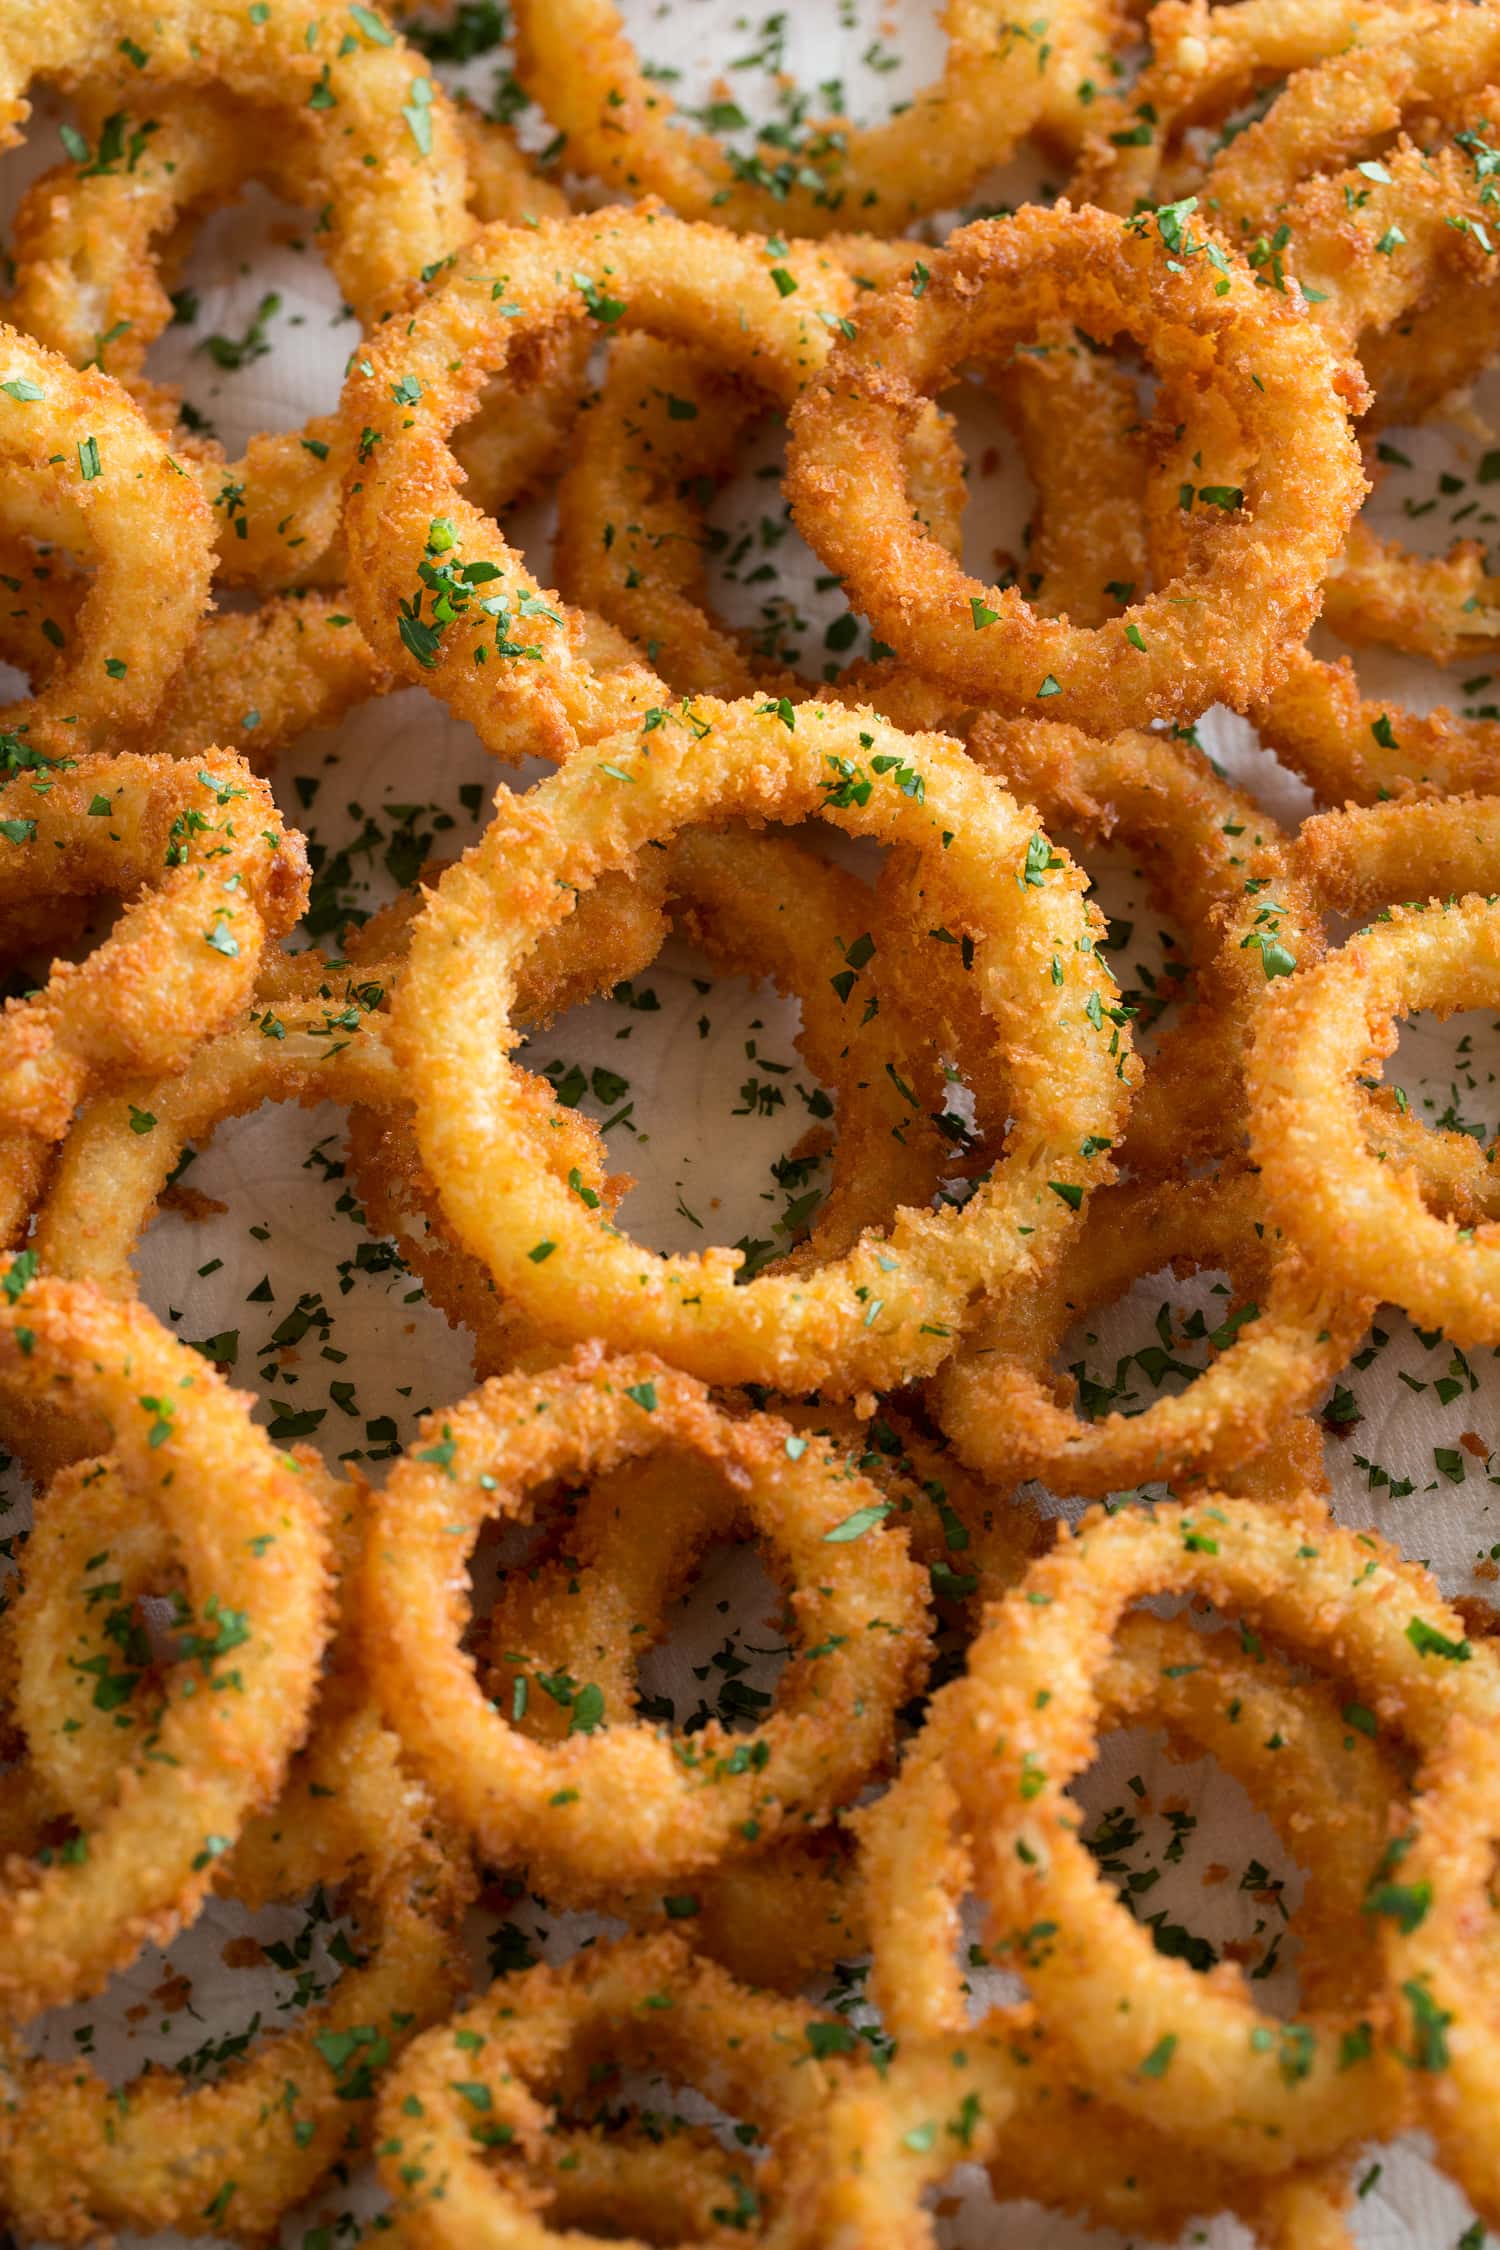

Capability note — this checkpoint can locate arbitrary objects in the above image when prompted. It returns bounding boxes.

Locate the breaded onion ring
[511,0,1119,237]
[0,1267,330,2021]
[477,1402,1037,1983]
[0,0,476,591]
[934,1166,1371,1496]
[26,935,650,1473]
[1250,896,1500,1345]
[389,697,1129,1395]
[0,1469,468,2241]
[359,1349,930,1899]
[0,752,306,1246]
[0,325,214,754]
[5,71,588,591]
[842,1578,1397,2236]
[945,1491,1500,2188]
[0,530,396,770]
[373,1932,847,2248]
[1070,0,1435,214]
[340,208,965,764]
[334,821,980,1370]
[784,202,1366,733]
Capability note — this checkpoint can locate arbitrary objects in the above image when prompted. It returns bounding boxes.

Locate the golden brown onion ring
[373,1931,847,2247]
[389,696,1129,1396]
[0,1267,330,2022]
[341,209,965,765]
[1250,896,1500,1345]
[0,1468,468,2242]
[933,1166,1371,1497]
[0,1,475,592]
[0,324,214,754]
[785,203,1365,734]
[945,1491,1500,2193]
[510,0,1119,237]
[359,1349,931,1900]
[0,751,306,1247]
[5,73,587,590]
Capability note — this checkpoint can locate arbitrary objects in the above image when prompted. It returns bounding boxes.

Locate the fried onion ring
[510,0,1112,237]
[845,1582,1398,2234]
[0,325,214,754]
[945,1491,1500,2185]
[389,696,1129,1395]
[373,1931,845,2248]
[0,1268,330,2021]
[0,1467,467,2242]
[934,1166,1370,1497]
[1250,896,1500,1345]
[359,1349,930,1900]
[341,208,965,764]
[784,202,1365,733]
[0,752,306,1247]
[0,1,476,592]
[5,70,588,591]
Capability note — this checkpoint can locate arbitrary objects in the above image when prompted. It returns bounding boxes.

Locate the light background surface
[3,4,1500,2243]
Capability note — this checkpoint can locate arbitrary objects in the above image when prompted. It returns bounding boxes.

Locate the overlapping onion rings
[836,1561,1397,2237]
[0,0,476,590]
[1250,895,1500,1344]
[943,1489,1500,2204]
[340,206,966,763]
[374,1931,847,2248]
[389,695,1129,1395]
[359,1348,930,1900]
[4,68,588,590]
[785,202,1366,734]
[0,1266,330,2021]
[0,1467,467,2242]
[934,1165,1370,1496]
[0,752,305,1247]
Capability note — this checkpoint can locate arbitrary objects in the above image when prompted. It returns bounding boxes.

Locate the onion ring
[0,324,214,755]
[373,1930,845,2248]
[945,1489,1500,2184]
[1069,0,1436,214]
[0,1266,330,2021]
[840,1559,1396,2238]
[342,817,981,1378]
[5,70,588,592]
[551,316,1143,702]
[388,695,1129,1395]
[359,1347,930,1900]
[340,208,966,764]
[1249,895,1500,1345]
[0,1,477,592]
[479,1447,873,1987]
[510,0,1115,237]
[933,1165,1371,1496]
[0,1465,468,2242]
[0,750,306,1248]
[474,1400,1038,1981]
[26,924,650,1478]
[784,202,1366,734]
